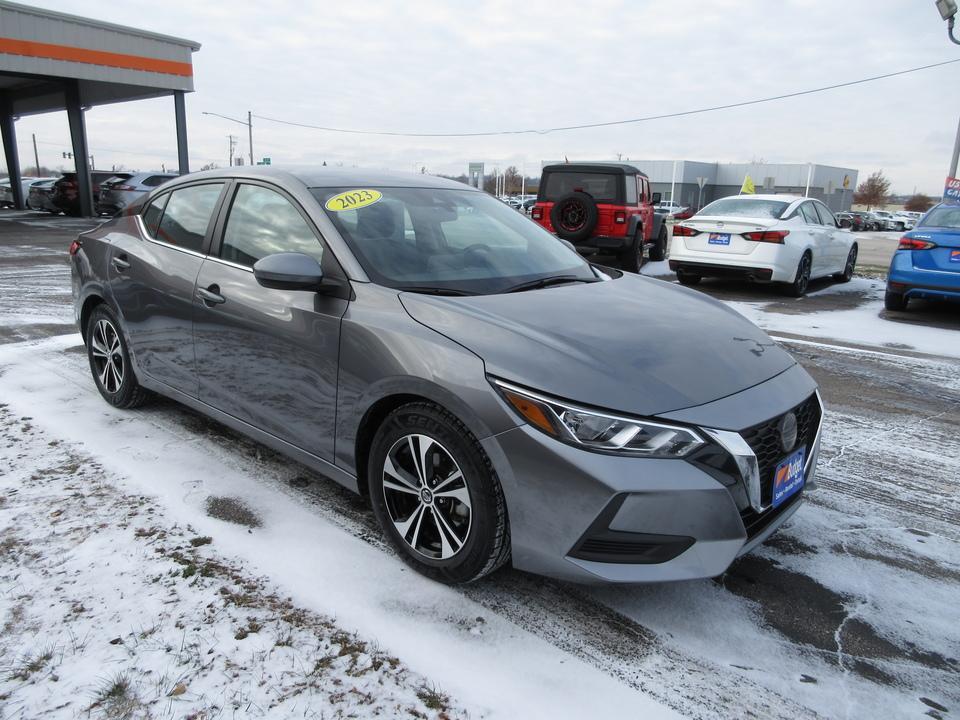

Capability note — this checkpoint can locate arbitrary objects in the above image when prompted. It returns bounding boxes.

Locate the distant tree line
[852,170,934,212]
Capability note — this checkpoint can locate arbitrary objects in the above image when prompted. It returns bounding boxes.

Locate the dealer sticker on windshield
[950,250,960,263]
[325,189,383,212]
[772,447,806,508]
[708,233,731,245]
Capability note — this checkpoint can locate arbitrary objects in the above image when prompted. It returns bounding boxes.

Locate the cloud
[9,0,960,194]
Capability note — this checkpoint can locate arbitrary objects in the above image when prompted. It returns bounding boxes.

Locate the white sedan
[668,194,858,296]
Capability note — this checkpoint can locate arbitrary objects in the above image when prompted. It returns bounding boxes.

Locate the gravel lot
[1,209,958,719]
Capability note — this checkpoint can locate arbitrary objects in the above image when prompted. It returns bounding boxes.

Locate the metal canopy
[0,0,200,215]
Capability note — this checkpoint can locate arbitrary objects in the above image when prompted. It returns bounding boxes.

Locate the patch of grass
[416,684,450,712]
[7,648,54,681]
[188,536,212,547]
[89,673,142,719]
[204,496,262,528]
[181,563,197,579]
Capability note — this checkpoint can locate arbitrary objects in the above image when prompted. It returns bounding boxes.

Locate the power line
[252,58,960,138]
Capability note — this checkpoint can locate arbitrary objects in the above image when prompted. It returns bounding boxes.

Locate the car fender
[334,285,521,476]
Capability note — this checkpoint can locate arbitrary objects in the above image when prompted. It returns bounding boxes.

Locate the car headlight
[492,379,704,458]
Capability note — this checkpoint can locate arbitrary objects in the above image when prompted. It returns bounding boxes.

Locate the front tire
[834,244,857,283]
[649,224,668,261]
[368,402,510,584]
[86,305,150,409]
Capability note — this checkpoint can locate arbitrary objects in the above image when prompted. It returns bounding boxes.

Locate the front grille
[740,393,821,507]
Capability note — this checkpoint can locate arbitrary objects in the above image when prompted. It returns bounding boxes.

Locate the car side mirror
[651,192,662,204]
[253,252,324,291]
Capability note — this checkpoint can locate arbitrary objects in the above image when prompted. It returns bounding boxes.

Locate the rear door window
[141,194,169,237]
[814,203,836,226]
[800,203,821,225]
[155,183,224,252]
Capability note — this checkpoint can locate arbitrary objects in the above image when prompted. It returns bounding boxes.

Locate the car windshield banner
[946,176,960,203]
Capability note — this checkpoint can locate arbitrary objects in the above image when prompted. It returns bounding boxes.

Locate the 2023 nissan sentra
[70,168,823,584]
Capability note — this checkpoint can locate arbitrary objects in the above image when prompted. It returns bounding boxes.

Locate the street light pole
[935,1,960,178]
[248,110,254,166]
[950,114,960,179]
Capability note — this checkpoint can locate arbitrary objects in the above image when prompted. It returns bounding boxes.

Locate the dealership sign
[946,176,960,202]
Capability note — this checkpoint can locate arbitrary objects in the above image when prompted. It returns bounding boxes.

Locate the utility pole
[32,133,40,175]
[950,116,960,179]
[248,110,254,166]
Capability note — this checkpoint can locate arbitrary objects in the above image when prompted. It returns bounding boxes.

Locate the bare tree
[853,170,892,209]
[903,193,933,213]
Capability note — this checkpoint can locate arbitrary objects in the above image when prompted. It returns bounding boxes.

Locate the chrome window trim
[203,255,254,274]
[135,214,207,260]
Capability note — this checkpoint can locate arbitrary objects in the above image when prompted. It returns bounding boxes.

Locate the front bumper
[481,365,822,583]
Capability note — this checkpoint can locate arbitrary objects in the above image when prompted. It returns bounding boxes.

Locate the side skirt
[138,375,360,494]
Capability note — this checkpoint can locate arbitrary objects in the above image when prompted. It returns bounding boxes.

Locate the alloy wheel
[90,318,124,394]
[844,246,857,280]
[795,255,811,295]
[382,434,472,560]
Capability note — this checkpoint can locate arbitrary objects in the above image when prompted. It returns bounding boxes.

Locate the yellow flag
[741,175,756,194]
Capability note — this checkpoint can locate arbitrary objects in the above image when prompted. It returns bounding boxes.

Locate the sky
[8,0,960,195]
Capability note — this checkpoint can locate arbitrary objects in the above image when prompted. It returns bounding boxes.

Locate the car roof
[541,163,649,179]
[159,166,479,191]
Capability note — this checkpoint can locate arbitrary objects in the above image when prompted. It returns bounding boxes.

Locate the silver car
[97,171,178,214]
[70,167,823,584]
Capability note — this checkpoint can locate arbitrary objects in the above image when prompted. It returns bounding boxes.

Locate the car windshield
[920,205,960,229]
[539,172,620,203]
[314,187,596,295]
[698,198,790,219]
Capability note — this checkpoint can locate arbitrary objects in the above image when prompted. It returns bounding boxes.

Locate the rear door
[798,202,830,275]
[192,181,349,461]
[109,182,227,396]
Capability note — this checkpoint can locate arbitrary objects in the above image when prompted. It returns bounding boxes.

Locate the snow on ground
[0,403,468,719]
[0,335,679,720]
[726,278,960,359]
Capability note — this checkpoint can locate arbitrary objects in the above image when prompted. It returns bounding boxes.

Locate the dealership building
[543,160,859,213]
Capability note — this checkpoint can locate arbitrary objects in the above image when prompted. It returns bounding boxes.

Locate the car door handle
[111,255,130,271]
[197,286,226,305]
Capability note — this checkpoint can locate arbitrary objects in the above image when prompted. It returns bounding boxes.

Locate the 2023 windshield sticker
[325,189,383,212]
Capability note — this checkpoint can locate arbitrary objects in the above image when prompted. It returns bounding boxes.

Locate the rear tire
[784,252,812,297]
[86,305,151,409]
[677,270,702,286]
[649,224,668,262]
[368,402,511,585]
[620,228,645,273]
[884,290,908,311]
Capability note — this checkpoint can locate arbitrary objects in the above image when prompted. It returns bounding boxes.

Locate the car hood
[399,274,797,418]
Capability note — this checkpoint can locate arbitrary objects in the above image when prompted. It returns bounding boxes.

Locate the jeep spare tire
[550,192,598,243]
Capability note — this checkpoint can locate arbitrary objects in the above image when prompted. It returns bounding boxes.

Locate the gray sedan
[70,167,823,584]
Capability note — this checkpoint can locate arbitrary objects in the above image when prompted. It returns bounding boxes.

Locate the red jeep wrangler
[531,163,667,272]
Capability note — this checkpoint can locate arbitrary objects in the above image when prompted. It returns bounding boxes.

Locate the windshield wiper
[398,286,475,296]
[502,275,600,294]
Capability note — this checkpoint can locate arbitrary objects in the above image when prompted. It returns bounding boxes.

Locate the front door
[109,182,226,396]
[192,181,349,461]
